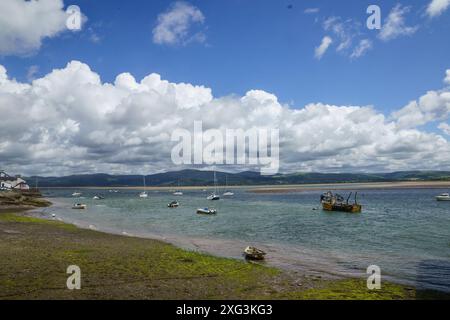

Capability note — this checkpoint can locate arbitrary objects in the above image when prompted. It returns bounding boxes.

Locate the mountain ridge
[25,170,450,187]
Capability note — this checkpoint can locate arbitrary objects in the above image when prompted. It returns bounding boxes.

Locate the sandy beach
[247,181,450,194]
[41,181,450,193]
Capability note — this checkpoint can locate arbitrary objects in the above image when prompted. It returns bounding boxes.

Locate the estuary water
[35,187,450,292]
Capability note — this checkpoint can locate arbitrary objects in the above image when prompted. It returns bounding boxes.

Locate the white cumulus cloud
[426,0,450,17]
[1,61,450,176]
[445,69,450,85]
[152,1,205,46]
[0,0,68,56]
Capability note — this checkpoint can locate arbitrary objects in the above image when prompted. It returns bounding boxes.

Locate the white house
[0,171,30,190]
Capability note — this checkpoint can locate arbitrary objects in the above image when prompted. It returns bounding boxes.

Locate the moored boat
[196,207,217,215]
[321,191,362,213]
[72,192,82,197]
[139,175,148,198]
[244,246,266,260]
[436,193,450,201]
[72,203,87,210]
[168,200,179,208]
[207,170,220,200]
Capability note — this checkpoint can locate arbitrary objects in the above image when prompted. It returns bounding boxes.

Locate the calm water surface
[35,187,450,292]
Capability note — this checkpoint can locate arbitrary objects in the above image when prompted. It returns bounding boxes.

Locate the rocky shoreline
[0,191,51,211]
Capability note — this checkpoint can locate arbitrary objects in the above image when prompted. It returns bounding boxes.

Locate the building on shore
[0,171,30,191]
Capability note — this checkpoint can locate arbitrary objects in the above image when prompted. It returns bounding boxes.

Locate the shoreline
[1,200,449,299]
[37,180,450,192]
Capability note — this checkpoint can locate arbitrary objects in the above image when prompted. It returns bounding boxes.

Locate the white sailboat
[173,179,183,196]
[223,175,234,197]
[139,175,148,198]
[207,170,220,201]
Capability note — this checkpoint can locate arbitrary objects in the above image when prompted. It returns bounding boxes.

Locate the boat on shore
[196,207,217,215]
[244,246,266,260]
[436,193,450,201]
[72,203,87,210]
[321,191,362,213]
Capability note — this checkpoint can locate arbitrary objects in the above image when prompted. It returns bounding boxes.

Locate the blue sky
[0,0,449,175]
[1,0,449,113]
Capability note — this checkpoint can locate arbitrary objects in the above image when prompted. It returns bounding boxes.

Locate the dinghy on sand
[244,246,266,260]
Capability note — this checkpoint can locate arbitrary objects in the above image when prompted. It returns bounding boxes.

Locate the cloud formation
[0,0,68,56]
[314,36,332,60]
[0,61,449,176]
[152,1,205,45]
[350,39,372,59]
[304,8,320,14]
[378,5,418,41]
[439,122,450,135]
[427,0,450,17]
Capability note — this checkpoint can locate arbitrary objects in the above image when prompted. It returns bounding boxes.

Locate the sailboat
[223,175,234,197]
[173,179,183,196]
[207,170,220,201]
[139,175,148,198]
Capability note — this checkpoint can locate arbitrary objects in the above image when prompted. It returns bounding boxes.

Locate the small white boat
[72,203,87,210]
[436,193,450,201]
[168,200,179,208]
[223,176,234,196]
[207,193,220,200]
[173,191,183,196]
[196,207,217,215]
[139,175,148,198]
[207,170,220,200]
[72,192,82,197]
[244,246,266,260]
[93,195,104,200]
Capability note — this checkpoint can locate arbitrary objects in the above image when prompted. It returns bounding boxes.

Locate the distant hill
[25,170,450,187]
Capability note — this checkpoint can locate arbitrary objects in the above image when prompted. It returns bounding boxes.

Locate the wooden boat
[321,191,362,213]
[72,203,87,210]
[168,200,179,208]
[196,207,217,215]
[244,246,266,260]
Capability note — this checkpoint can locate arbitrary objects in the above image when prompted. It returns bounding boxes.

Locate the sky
[0,0,450,176]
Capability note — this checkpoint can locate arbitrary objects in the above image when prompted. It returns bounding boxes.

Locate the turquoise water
[38,188,450,292]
